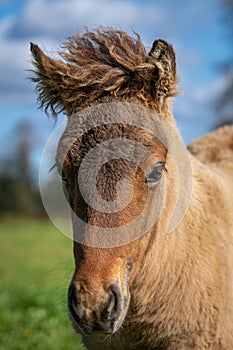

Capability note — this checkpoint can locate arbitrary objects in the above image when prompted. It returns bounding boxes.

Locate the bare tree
[0,120,45,217]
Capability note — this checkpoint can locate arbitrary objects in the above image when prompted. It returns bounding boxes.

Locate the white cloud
[0,0,166,106]
[0,18,31,104]
[0,0,229,142]
[192,76,226,104]
[5,0,165,40]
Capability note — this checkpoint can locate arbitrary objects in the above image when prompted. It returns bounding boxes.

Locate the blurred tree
[215,0,233,127]
[0,120,46,218]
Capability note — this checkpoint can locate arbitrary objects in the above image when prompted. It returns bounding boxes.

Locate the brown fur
[30,28,178,117]
[30,28,233,349]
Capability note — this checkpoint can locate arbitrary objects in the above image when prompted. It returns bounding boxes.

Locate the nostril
[104,284,121,322]
[68,284,77,307]
[68,283,80,322]
[106,291,117,321]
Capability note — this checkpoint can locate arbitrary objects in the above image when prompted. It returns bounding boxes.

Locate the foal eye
[145,162,165,184]
[61,170,68,182]
[52,162,68,182]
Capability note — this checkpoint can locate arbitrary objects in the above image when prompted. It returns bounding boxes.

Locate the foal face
[56,122,167,335]
[30,27,178,337]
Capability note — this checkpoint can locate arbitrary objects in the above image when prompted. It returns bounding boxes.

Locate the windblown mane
[31,28,178,117]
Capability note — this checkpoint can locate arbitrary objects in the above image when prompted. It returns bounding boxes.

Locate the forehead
[56,123,167,169]
[56,103,168,167]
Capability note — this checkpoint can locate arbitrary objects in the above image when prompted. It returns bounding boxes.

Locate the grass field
[0,220,84,350]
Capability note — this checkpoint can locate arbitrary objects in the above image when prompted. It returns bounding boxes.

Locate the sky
[0,0,231,177]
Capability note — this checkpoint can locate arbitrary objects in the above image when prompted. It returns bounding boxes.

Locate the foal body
[31,28,233,350]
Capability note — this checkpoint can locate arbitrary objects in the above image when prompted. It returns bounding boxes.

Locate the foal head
[31,28,178,335]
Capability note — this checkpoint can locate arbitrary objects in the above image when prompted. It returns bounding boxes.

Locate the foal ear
[30,43,67,117]
[147,39,177,100]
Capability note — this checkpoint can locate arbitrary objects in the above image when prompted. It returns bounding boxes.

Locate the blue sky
[0,0,231,173]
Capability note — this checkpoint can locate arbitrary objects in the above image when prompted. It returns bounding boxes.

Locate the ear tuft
[30,42,40,55]
[146,39,177,100]
[30,42,53,74]
[30,42,67,118]
[148,39,176,75]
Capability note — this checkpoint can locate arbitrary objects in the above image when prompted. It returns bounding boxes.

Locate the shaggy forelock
[31,28,178,118]
[57,28,149,111]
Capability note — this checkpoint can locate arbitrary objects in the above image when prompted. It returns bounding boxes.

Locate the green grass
[0,220,84,350]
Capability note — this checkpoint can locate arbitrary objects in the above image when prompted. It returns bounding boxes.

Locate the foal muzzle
[68,281,129,335]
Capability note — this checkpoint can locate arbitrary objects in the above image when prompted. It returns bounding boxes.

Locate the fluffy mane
[30,28,178,117]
